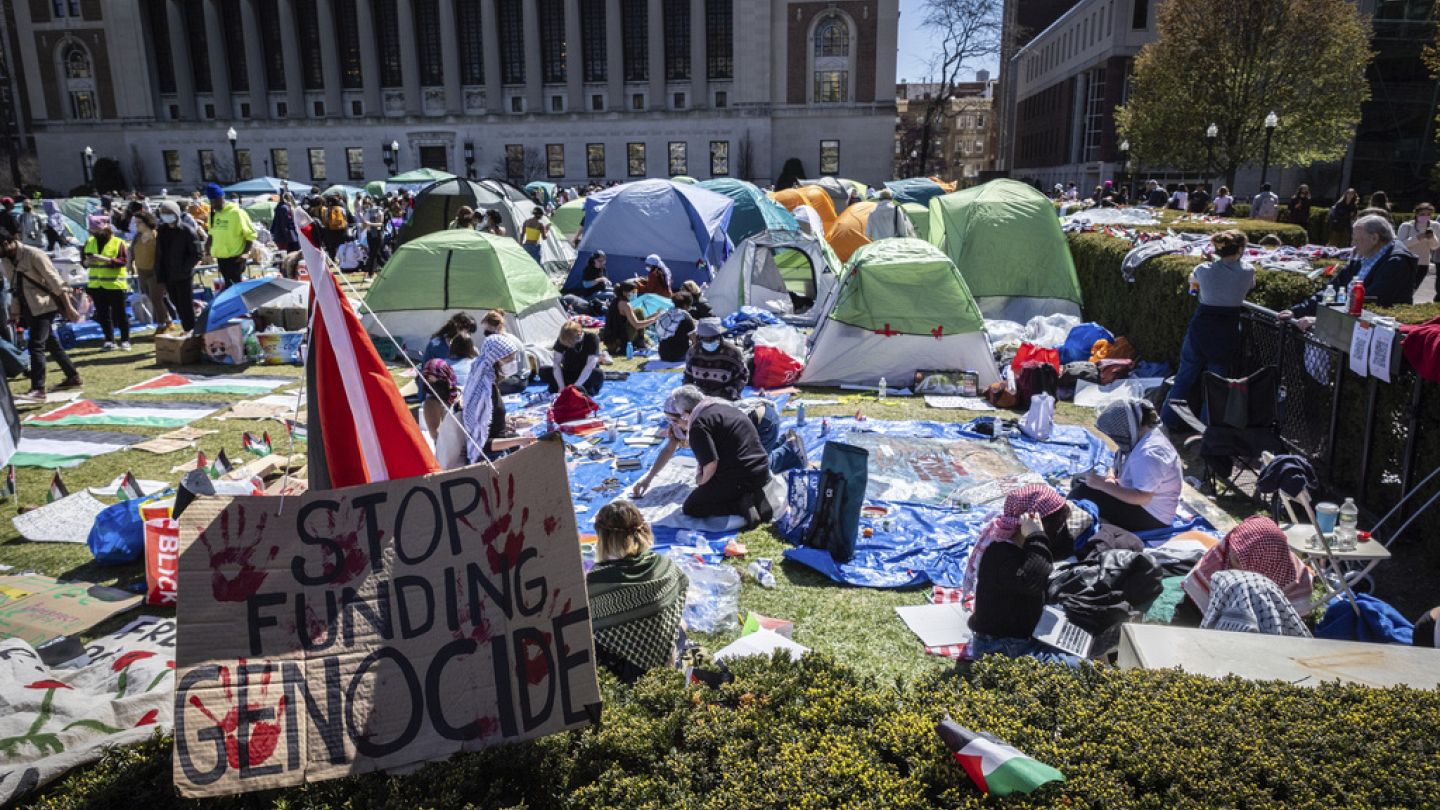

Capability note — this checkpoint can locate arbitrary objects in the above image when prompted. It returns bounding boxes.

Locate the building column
[605,0,623,110]
[277,0,305,117]
[522,0,543,111]
[396,0,422,114]
[354,0,382,115]
[565,0,583,112]
[317,0,343,116]
[165,0,196,119]
[239,0,268,119]
[201,0,232,118]
[647,0,664,109]
[689,0,706,109]
[482,0,502,112]
[439,0,462,113]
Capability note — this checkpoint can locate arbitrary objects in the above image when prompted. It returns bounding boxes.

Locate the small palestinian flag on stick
[116,472,146,501]
[196,449,208,471]
[208,448,234,479]
[4,466,14,499]
[48,471,68,502]
[938,715,1064,797]
[242,431,272,457]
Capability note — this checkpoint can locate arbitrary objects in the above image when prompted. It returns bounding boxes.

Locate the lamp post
[464,141,475,179]
[382,141,395,174]
[1119,139,1130,202]
[390,139,401,173]
[1259,111,1278,190]
[1205,123,1217,190]
[81,145,94,193]
[227,126,240,181]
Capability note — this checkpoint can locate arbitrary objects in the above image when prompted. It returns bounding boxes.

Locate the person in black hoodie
[154,200,200,333]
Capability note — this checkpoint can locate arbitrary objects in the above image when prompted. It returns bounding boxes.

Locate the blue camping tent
[884,178,949,207]
[566,179,734,289]
[698,178,797,244]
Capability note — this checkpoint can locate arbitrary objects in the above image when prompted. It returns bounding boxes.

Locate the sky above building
[896,0,1002,84]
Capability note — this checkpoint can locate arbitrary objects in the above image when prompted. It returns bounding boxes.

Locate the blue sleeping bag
[1059,322,1114,364]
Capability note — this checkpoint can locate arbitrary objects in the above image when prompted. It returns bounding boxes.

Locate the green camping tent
[828,240,985,336]
[927,179,1082,320]
[902,203,930,241]
[551,198,585,239]
[243,199,277,225]
[388,167,457,184]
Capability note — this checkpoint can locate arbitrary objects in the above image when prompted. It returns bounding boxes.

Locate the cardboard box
[155,333,204,365]
[255,305,309,331]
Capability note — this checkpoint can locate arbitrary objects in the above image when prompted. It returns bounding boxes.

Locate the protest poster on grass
[171,437,599,798]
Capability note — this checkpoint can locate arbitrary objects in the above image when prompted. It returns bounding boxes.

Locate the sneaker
[54,375,83,390]
[120,341,132,351]
[101,341,116,351]
[783,429,808,468]
[16,389,45,402]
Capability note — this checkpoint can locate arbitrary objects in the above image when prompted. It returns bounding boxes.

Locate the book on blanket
[1033,606,1093,658]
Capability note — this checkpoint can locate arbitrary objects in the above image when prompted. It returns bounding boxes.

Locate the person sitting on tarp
[480,309,531,394]
[655,290,697,362]
[632,385,774,529]
[587,500,688,683]
[734,397,806,474]
[636,253,674,298]
[1069,399,1182,533]
[962,484,1082,668]
[684,318,748,400]
[450,332,537,467]
[560,250,615,314]
[550,319,603,396]
[601,281,660,355]
[1171,516,1314,628]
[682,280,714,319]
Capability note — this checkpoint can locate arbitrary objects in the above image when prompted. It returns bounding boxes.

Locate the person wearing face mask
[1069,399,1182,533]
[600,281,660,355]
[82,215,130,350]
[479,309,531,394]
[154,201,201,334]
[456,332,538,465]
[683,318,748,401]
[631,385,774,529]
[0,229,82,400]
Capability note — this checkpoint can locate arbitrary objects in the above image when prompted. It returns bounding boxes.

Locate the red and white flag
[297,210,438,488]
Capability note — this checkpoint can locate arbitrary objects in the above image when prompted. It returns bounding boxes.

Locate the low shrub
[27,655,1440,809]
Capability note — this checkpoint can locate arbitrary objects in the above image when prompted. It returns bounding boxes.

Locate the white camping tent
[474,178,577,276]
[800,238,999,389]
[707,229,842,326]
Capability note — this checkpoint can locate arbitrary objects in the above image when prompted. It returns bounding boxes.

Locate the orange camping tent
[770,186,838,233]
[826,201,876,262]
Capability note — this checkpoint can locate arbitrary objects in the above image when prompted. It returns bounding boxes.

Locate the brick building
[894,73,996,182]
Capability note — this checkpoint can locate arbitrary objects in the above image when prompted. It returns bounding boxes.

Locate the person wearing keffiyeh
[1069,398,1183,532]
[458,332,534,465]
[1173,516,1314,628]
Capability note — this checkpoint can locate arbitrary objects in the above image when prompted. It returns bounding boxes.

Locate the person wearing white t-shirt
[1399,202,1440,299]
[1069,399,1183,532]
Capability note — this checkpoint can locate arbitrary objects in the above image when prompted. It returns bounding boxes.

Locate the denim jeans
[968,632,1082,668]
[1162,307,1241,431]
[746,399,802,473]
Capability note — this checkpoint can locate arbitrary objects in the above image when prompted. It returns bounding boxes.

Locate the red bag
[1097,358,1135,385]
[1010,342,1061,378]
[549,384,600,425]
[144,518,180,606]
[752,345,805,389]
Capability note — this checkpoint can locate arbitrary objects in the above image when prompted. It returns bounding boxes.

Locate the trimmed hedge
[1069,232,1321,365]
[27,655,1440,809]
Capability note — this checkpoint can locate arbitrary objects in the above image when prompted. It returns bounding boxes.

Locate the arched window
[58,41,97,120]
[63,45,91,80]
[810,12,853,103]
[814,17,849,57]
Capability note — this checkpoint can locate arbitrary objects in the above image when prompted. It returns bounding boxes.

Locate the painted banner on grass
[24,400,222,429]
[116,373,294,397]
[10,428,148,468]
[172,437,599,798]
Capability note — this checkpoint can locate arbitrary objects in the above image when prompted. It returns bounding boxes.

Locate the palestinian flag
[208,448,234,479]
[116,472,146,501]
[116,373,294,396]
[24,399,222,429]
[10,429,148,469]
[48,471,69,502]
[196,449,208,471]
[938,716,1064,796]
[242,431,272,456]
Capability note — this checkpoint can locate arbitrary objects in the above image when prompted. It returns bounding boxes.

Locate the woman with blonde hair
[585,501,689,683]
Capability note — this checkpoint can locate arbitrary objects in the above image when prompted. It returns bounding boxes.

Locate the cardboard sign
[0,574,142,646]
[172,437,600,798]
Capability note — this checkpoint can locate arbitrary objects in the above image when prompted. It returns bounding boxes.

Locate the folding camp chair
[1167,366,1285,498]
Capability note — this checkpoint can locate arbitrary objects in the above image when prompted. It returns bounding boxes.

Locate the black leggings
[683,475,770,520]
[1067,482,1168,533]
[88,287,129,342]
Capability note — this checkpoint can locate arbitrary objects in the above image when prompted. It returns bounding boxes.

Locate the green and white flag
[938,715,1064,796]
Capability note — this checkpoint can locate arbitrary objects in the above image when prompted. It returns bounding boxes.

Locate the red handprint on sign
[315,499,377,586]
[198,506,278,602]
[478,474,531,575]
[187,660,286,770]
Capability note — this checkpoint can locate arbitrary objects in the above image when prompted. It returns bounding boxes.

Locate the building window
[259,0,286,90]
[1081,67,1106,162]
[457,0,485,84]
[163,150,182,183]
[714,90,727,108]
[336,0,364,89]
[183,8,213,92]
[272,148,289,179]
[551,96,565,112]
[819,140,839,175]
[621,0,648,81]
[505,144,524,180]
[710,140,729,176]
[591,93,604,110]
[221,0,249,92]
[547,144,565,178]
[627,143,646,177]
[581,0,607,82]
[587,143,606,177]
[673,92,686,108]
[199,150,217,182]
[663,0,690,81]
[668,142,687,176]
[540,0,566,83]
[374,0,403,87]
[346,147,365,180]
[415,0,444,85]
[511,96,524,113]
[631,93,644,110]
[62,42,98,119]
[276,101,288,118]
[52,0,80,18]
[814,71,848,103]
[145,0,177,93]
[313,100,325,117]
[351,100,364,116]
[169,104,180,120]
[235,149,253,180]
[295,0,325,90]
[308,147,327,181]
[239,102,252,118]
[204,103,216,119]
[706,0,733,79]
[497,0,525,84]
[814,16,849,56]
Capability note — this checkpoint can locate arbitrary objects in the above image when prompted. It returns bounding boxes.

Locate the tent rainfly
[698,178,798,245]
[770,185,838,234]
[399,177,576,274]
[566,179,734,289]
[707,229,841,326]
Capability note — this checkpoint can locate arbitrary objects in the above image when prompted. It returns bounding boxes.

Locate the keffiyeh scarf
[586,552,689,682]
[1201,570,1311,637]
[461,332,523,463]
[1183,516,1313,615]
[960,484,1068,603]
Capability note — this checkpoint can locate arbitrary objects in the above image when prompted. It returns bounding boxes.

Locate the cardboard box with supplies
[154,333,204,365]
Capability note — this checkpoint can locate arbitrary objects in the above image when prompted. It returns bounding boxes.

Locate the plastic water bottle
[1334,497,1359,552]
[625,342,634,360]
[796,401,807,426]
[1336,285,1347,308]
[675,529,704,547]
[877,377,887,401]
[747,560,776,589]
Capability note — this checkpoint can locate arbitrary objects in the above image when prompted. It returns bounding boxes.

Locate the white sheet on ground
[713,628,810,662]
[1073,378,1166,408]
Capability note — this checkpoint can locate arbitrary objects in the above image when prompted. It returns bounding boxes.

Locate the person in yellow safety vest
[204,183,255,289]
[82,214,131,350]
